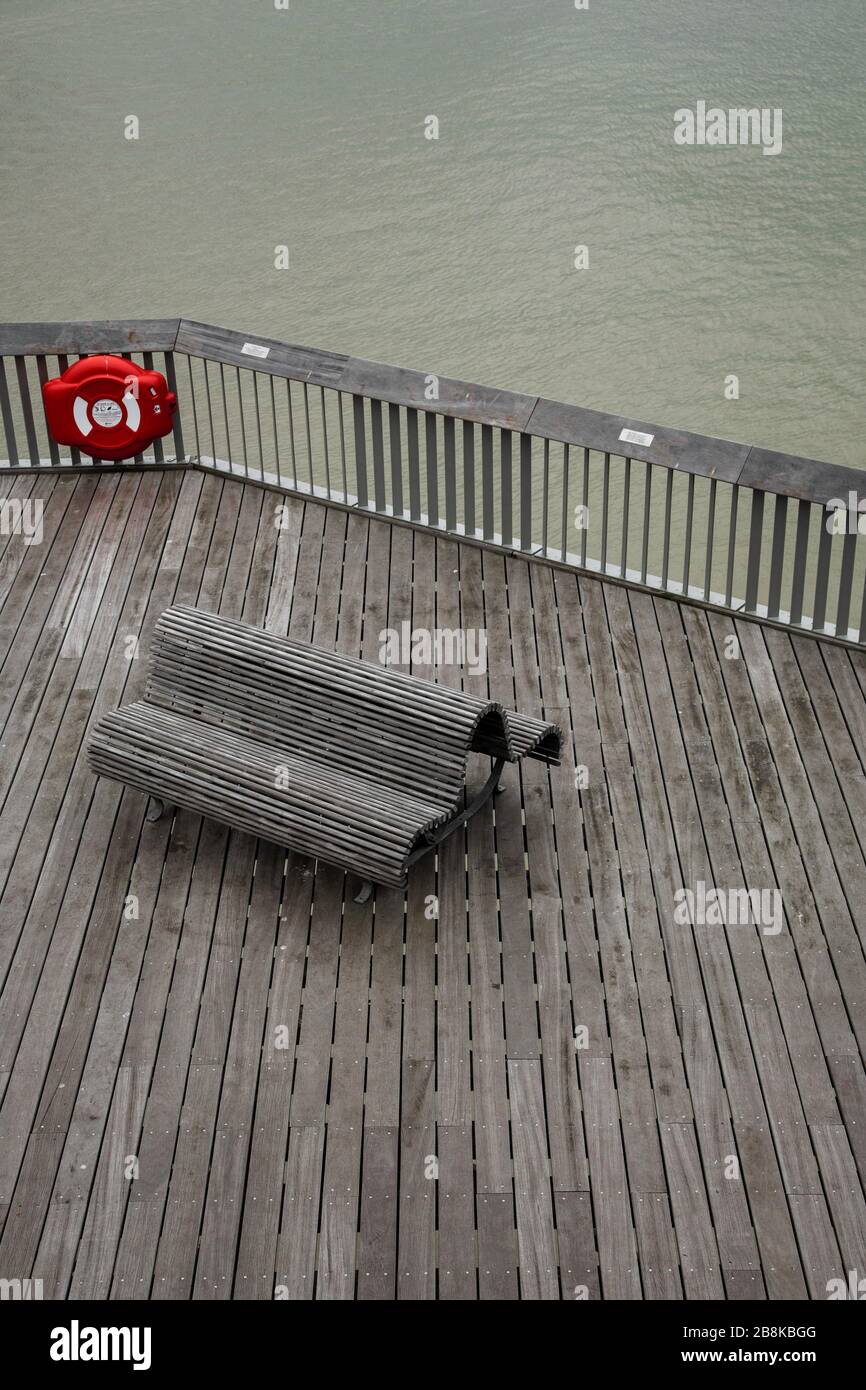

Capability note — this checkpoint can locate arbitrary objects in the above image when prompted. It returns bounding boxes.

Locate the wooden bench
[88,605,562,898]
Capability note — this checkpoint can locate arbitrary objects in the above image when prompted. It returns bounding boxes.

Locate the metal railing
[1,318,864,647]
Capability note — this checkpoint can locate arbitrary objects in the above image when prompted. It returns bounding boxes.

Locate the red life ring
[42,355,177,461]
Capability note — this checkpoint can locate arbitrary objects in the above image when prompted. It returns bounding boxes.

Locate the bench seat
[88,605,562,889]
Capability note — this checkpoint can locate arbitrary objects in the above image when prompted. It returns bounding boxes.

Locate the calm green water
[1,0,864,474]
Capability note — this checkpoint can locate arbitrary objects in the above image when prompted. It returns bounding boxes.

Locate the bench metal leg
[407,756,507,870]
[353,761,506,900]
[353,879,373,905]
[145,795,174,823]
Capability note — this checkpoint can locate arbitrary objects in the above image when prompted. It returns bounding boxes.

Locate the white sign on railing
[618,427,654,448]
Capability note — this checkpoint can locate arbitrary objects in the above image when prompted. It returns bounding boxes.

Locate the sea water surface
[1,0,864,479]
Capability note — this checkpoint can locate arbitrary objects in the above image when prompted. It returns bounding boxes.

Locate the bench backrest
[146,606,511,802]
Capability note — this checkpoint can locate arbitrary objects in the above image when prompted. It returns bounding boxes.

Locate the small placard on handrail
[619,427,655,448]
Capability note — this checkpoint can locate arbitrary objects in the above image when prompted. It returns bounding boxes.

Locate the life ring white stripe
[73,396,93,436]
[122,390,140,431]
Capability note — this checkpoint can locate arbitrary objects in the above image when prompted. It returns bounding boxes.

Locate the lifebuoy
[42,355,177,461]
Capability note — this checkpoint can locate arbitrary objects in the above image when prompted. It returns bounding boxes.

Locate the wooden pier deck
[0,464,865,1300]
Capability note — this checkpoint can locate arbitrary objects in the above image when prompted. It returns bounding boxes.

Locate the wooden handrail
[0,316,862,507]
[173,318,865,507]
[0,320,182,355]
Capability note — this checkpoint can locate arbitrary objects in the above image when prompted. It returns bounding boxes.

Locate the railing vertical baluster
[835,530,857,639]
[57,355,81,465]
[302,383,314,493]
[3,324,866,651]
[143,353,165,465]
[268,376,281,488]
[407,408,420,520]
[620,456,630,578]
[389,403,403,516]
[121,353,145,465]
[286,382,298,488]
[338,392,349,503]
[641,464,652,584]
[703,478,716,601]
[164,352,185,461]
[35,356,60,466]
[725,485,739,607]
[81,347,105,465]
[201,359,216,467]
[744,489,765,613]
[519,433,532,551]
[186,357,202,465]
[661,468,673,589]
[236,368,250,479]
[600,452,610,574]
[766,494,788,621]
[370,398,385,510]
[321,387,331,498]
[580,447,589,568]
[444,416,456,531]
[463,421,475,538]
[218,363,232,472]
[253,373,265,480]
[481,424,493,540]
[15,358,38,466]
[682,473,695,595]
[560,443,570,562]
[500,431,512,548]
[425,413,439,527]
[541,439,549,557]
[351,395,368,508]
[0,359,19,466]
[789,500,811,627]
[812,520,833,632]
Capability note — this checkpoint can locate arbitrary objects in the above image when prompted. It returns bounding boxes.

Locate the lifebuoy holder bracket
[42,354,177,462]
